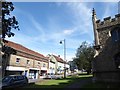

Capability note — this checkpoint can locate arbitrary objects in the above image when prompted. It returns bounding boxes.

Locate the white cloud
[102,2,118,19]
[6,2,98,61]
[65,2,94,39]
[102,5,111,18]
[63,29,75,35]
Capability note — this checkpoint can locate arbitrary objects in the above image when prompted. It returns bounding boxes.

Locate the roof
[53,55,65,63]
[4,40,48,62]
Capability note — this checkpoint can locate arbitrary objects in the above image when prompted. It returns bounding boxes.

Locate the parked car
[2,75,28,89]
[45,73,57,79]
[0,82,2,90]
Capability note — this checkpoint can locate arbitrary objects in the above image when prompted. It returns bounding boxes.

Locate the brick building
[3,40,49,79]
[92,8,120,83]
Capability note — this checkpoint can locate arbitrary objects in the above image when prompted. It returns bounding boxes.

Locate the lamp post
[60,39,66,78]
[118,1,120,13]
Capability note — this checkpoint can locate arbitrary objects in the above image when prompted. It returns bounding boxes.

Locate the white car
[45,73,56,79]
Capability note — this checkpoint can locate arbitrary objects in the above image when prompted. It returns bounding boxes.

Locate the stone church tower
[92,8,120,83]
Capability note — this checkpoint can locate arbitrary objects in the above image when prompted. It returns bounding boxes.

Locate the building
[3,40,49,79]
[65,62,70,75]
[2,40,70,80]
[53,55,65,75]
[47,54,70,75]
[92,8,120,83]
[47,54,57,75]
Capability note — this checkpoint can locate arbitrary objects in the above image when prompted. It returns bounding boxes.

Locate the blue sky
[6,2,118,61]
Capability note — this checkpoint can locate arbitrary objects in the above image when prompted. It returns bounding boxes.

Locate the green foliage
[73,41,95,74]
[1,1,19,78]
[2,44,16,54]
[2,1,19,39]
[22,75,92,88]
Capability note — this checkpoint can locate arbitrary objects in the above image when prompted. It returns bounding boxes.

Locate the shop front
[5,66,26,76]
[29,68,40,79]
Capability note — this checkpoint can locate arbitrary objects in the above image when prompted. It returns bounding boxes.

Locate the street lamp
[60,39,66,78]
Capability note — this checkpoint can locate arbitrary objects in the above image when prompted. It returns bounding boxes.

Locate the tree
[73,41,95,74]
[2,1,19,39]
[1,1,19,77]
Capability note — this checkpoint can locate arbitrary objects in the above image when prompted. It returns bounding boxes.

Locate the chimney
[58,55,60,57]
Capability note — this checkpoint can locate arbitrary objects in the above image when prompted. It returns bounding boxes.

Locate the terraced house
[3,40,49,80]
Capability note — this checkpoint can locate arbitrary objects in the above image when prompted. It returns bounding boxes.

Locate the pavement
[28,78,43,83]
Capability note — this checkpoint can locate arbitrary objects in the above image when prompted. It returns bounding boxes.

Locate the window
[43,63,46,67]
[38,62,40,64]
[111,27,120,42]
[26,60,30,64]
[2,76,12,82]
[17,76,24,80]
[16,58,20,63]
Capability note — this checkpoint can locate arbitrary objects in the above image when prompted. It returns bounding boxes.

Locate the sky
[6,1,118,61]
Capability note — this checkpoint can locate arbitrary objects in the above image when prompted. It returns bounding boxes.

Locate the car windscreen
[2,77,12,82]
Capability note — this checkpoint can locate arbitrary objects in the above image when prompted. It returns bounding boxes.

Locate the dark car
[2,75,28,89]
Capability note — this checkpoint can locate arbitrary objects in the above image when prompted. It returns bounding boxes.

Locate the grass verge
[22,74,93,88]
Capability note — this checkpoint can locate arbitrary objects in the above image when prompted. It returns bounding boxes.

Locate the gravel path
[66,77,92,88]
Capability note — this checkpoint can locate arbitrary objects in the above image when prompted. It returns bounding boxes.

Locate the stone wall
[96,14,120,29]
[92,13,120,83]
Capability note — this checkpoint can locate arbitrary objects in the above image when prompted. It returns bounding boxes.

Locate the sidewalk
[28,78,44,83]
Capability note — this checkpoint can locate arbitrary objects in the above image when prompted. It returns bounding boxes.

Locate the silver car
[45,73,57,79]
[2,75,28,89]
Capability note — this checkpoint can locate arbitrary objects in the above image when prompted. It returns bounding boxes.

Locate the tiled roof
[4,40,48,62]
[53,55,65,63]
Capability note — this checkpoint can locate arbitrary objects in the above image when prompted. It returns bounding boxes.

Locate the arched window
[111,27,120,42]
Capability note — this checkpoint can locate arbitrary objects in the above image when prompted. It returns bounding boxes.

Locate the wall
[9,54,34,68]
[92,13,120,83]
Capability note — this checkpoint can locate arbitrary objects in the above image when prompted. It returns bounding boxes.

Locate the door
[24,70,27,76]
